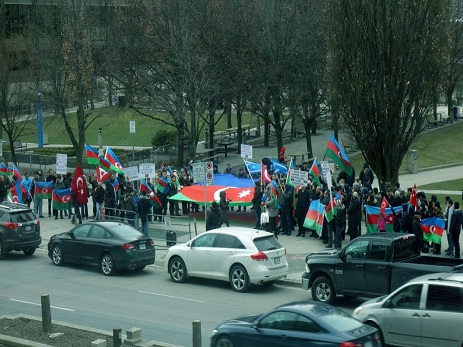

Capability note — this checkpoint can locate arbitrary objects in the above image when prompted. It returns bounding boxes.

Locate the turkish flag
[380,197,388,216]
[72,163,88,205]
[96,166,110,183]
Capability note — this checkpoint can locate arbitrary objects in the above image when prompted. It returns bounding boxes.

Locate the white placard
[240,144,253,159]
[192,162,204,183]
[289,170,309,186]
[206,171,214,186]
[139,163,156,179]
[124,166,139,181]
[56,153,67,175]
[320,160,330,184]
[129,120,136,134]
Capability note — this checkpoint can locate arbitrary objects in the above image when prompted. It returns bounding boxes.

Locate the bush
[151,129,177,151]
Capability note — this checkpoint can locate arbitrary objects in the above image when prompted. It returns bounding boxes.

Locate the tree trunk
[225,99,232,128]
[447,89,454,124]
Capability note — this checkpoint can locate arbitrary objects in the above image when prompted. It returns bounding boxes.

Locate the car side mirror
[340,251,348,262]
[383,299,393,308]
[69,231,75,239]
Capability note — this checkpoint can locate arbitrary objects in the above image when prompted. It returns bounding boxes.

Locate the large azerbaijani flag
[35,181,54,199]
[304,200,325,235]
[421,217,445,244]
[365,205,403,233]
[325,134,352,175]
[52,188,72,211]
[85,144,100,166]
[0,164,12,176]
[139,179,162,208]
[169,186,254,207]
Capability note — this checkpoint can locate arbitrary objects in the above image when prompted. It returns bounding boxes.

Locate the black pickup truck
[302,233,463,304]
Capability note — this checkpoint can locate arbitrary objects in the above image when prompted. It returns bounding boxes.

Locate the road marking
[10,299,75,312]
[138,291,204,303]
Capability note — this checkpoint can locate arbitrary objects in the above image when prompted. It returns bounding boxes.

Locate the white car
[353,272,463,347]
[165,227,288,292]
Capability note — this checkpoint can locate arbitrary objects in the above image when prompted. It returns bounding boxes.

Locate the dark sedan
[47,222,155,276]
[211,301,382,347]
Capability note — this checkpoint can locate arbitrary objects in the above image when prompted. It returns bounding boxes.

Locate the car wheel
[366,322,385,346]
[134,265,146,271]
[169,257,187,283]
[23,248,36,256]
[101,253,116,276]
[312,276,335,304]
[51,244,64,266]
[214,335,234,347]
[230,265,249,292]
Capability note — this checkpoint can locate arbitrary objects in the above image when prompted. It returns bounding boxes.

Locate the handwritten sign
[139,163,156,179]
[56,154,67,175]
[240,144,253,159]
[124,166,139,182]
[289,170,309,186]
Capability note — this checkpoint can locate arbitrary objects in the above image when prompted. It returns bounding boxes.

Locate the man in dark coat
[411,210,424,252]
[347,191,361,240]
[138,191,152,236]
[450,201,462,258]
[206,202,221,231]
[295,184,311,237]
[251,183,263,229]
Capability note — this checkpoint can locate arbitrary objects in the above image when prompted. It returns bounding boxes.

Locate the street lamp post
[37,92,43,148]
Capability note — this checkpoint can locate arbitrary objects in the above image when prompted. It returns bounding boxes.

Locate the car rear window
[393,236,419,261]
[254,235,283,251]
[9,211,35,223]
[111,224,142,237]
[315,307,364,332]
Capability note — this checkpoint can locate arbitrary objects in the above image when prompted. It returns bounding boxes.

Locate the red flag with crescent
[261,162,271,186]
[72,163,88,205]
[380,197,388,216]
[410,183,417,210]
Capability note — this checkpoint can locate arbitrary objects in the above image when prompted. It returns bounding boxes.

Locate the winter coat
[138,196,151,223]
[265,195,278,218]
[93,185,105,204]
[450,209,463,233]
[206,207,221,231]
[295,188,311,219]
[348,197,361,223]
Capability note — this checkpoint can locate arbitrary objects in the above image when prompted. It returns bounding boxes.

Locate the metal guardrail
[102,208,195,249]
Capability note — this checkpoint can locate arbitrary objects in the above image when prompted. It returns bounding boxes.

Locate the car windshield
[254,235,283,251]
[312,306,364,332]
[10,211,35,223]
[110,224,142,238]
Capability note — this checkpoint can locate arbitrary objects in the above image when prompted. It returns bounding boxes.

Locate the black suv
[0,202,41,257]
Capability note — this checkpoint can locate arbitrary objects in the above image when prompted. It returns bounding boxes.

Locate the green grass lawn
[348,120,463,172]
[21,106,259,148]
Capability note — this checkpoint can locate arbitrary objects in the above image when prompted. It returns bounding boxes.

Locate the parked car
[165,227,288,292]
[0,202,41,257]
[211,301,383,347]
[47,221,155,275]
[302,232,463,304]
[353,272,463,347]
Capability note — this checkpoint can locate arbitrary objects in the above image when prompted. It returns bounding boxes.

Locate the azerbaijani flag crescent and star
[325,134,353,175]
[35,181,54,199]
[104,147,124,173]
[52,188,72,211]
[365,205,403,233]
[421,217,445,244]
[139,179,162,208]
[169,186,254,207]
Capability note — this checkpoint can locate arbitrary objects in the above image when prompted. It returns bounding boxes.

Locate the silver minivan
[353,272,463,347]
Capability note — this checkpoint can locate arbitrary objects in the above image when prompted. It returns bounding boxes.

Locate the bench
[341,138,356,153]
[292,124,306,138]
[202,154,221,163]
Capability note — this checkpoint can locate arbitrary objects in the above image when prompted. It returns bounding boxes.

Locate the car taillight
[35,219,40,225]
[149,240,154,246]
[5,222,18,230]
[121,243,135,250]
[251,251,268,261]
[339,342,362,347]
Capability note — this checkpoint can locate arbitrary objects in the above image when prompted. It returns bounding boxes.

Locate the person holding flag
[32,171,45,218]
[295,183,311,237]
[93,181,106,220]
[21,172,33,207]
[347,191,361,240]
[264,184,279,239]
[52,175,66,219]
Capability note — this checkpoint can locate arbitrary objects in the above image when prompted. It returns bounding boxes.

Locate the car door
[239,311,297,347]
[63,224,93,263]
[337,239,369,294]
[421,284,463,347]
[86,225,111,264]
[211,234,240,280]
[186,233,216,278]
[364,239,391,295]
[382,284,424,347]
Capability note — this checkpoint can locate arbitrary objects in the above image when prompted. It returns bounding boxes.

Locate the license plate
[25,226,32,231]
[274,257,280,265]
[139,244,146,250]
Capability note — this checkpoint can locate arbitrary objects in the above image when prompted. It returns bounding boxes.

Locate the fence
[102,207,195,249]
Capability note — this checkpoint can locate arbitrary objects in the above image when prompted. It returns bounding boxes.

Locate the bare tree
[328,0,449,184]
